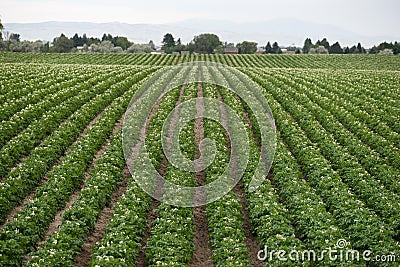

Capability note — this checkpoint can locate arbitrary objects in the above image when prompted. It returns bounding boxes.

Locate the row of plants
[1,53,399,70]
[0,67,127,178]
[268,69,400,194]
[0,69,154,266]
[202,80,253,267]
[0,65,114,149]
[272,73,400,232]
[285,69,400,160]
[145,80,198,266]
[0,67,155,224]
[89,66,189,266]
[216,67,356,266]
[0,64,80,118]
[254,70,400,235]
[244,70,399,257]
[326,70,399,110]
[27,130,126,266]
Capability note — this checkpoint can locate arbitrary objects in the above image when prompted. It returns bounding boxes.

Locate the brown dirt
[136,81,187,267]
[1,105,111,231]
[233,181,263,267]
[39,112,121,246]
[2,117,71,183]
[189,80,214,267]
[217,89,263,267]
[18,115,122,267]
[73,167,130,267]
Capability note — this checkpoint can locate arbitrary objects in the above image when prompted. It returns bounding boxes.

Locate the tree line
[0,18,398,55]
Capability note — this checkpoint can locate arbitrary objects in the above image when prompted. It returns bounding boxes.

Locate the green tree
[82,33,88,45]
[329,41,342,54]
[87,37,100,46]
[161,33,176,53]
[236,41,258,54]
[393,42,400,55]
[272,42,282,54]
[43,42,50,53]
[102,33,113,42]
[52,34,74,53]
[264,41,272,54]
[343,46,350,54]
[349,45,359,54]
[175,38,183,52]
[113,36,131,50]
[317,38,330,50]
[303,38,313,54]
[357,43,366,54]
[10,33,20,42]
[163,33,175,47]
[71,33,81,47]
[192,33,221,54]
[149,40,155,50]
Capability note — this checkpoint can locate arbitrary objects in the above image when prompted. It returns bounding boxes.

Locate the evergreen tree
[329,42,342,54]
[319,38,330,50]
[102,33,113,42]
[349,45,359,54]
[264,41,272,54]
[149,40,155,50]
[272,42,282,54]
[72,33,80,47]
[82,33,88,45]
[303,38,313,54]
[357,43,366,54]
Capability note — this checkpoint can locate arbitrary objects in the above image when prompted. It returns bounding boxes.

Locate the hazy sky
[1,0,399,37]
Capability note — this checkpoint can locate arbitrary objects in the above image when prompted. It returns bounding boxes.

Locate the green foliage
[316,37,330,49]
[162,33,175,47]
[9,33,20,42]
[236,41,258,54]
[237,41,257,54]
[113,36,131,50]
[303,38,313,54]
[369,41,400,55]
[52,33,74,53]
[272,41,282,54]
[191,33,221,54]
[329,41,342,54]
[126,43,154,53]
[264,41,273,54]
[309,45,329,54]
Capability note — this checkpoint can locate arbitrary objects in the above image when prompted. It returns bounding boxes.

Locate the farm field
[0,53,399,266]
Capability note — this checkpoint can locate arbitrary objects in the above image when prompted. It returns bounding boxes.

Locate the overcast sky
[1,0,399,37]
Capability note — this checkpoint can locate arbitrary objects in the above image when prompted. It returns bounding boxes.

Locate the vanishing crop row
[1,53,399,71]
[243,70,399,257]
[0,67,155,224]
[0,68,155,266]
[0,68,128,179]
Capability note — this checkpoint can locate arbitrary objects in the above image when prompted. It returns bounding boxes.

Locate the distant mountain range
[4,19,398,48]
